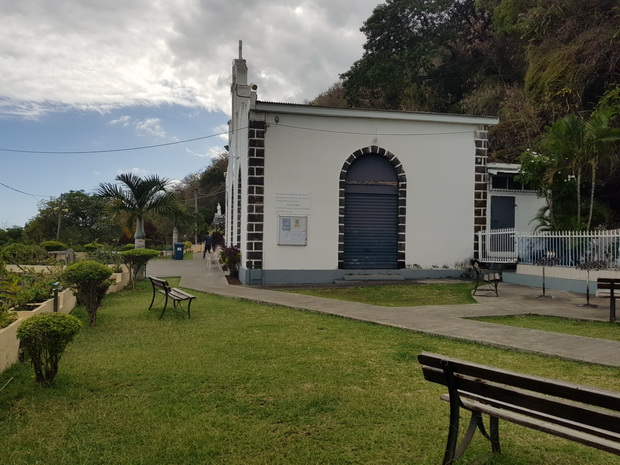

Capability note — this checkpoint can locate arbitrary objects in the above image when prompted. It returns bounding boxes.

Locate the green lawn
[473,314,620,342]
[278,282,477,307]
[1,280,619,464]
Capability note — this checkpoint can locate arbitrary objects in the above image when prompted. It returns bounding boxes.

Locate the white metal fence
[478,229,620,269]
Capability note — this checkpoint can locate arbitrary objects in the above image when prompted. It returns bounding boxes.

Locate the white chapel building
[225,50,500,285]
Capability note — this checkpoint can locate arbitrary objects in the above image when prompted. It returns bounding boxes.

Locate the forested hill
[310,0,619,163]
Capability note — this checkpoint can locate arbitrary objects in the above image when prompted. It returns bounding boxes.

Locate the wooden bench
[471,260,500,297]
[597,278,619,322]
[148,276,195,319]
[418,352,620,464]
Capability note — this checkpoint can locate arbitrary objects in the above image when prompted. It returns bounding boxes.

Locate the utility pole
[54,200,68,242]
[194,189,198,245]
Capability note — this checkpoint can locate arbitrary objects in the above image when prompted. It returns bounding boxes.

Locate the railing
[478,229,620,269]
[477,228,517,263]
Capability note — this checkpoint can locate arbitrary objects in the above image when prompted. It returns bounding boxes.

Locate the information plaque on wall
[278,216,307,246]
[275,193,311,215]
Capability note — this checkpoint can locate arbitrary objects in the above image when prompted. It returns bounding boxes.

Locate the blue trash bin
[173,242,184,260]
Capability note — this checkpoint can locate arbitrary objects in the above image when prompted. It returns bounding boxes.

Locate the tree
[341,0,495,111]
[0,226,24,246]
[539,114,588,227]
[61,261,113,327]
[24,191,120,246]
[306,82,349,108]
[150,152,228,245]
[120,248,160,289]
[198,152,228,229]
[582,108,620,229]
[97,173,179,248]
[334,0,619,161]
[519,103,620,230]
[518,149,579,230]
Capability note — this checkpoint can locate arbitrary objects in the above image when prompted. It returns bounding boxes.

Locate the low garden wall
[504,264,620,294]
[517,264,620,281]
[0,269,129,373]
[5,265,60,273]
[0,316,22,374]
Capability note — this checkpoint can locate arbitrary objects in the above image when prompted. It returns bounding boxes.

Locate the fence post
[52,282,61,312]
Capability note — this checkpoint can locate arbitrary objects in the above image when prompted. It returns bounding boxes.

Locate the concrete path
[147,255,620,367]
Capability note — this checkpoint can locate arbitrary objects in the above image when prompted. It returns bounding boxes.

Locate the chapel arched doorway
[343,154,399,269]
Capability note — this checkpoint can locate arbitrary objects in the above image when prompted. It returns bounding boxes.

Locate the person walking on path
[203,233,213,258]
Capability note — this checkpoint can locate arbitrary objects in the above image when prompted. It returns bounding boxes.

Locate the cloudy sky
[0,0,380,228]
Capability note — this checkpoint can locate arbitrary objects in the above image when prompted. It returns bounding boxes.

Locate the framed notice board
[278,216,307,246]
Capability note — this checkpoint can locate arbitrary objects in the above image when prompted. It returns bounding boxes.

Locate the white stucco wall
[257,111,479,270]
[488,191,546,232]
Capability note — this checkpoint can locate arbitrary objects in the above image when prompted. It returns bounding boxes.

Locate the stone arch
[338,146,407,269]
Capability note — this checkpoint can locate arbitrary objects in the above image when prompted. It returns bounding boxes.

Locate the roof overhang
[254,101,499,126]
[488,162,520,175]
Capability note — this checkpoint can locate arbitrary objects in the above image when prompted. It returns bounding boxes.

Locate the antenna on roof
[239,40,243,60]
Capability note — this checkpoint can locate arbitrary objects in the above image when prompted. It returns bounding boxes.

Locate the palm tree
[539,114,587,228]
[97,173,179,248]
[536,108,620,230]
[583,108,620,229]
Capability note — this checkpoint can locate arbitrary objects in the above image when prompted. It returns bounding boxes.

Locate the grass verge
[1,280,619,464]
[277,282,477,307]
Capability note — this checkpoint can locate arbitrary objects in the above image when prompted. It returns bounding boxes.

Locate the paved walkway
[147,255,620,367]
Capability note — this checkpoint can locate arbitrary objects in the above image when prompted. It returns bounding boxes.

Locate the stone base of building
[239,267,465,286]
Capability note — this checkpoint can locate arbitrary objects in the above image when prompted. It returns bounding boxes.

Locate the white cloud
[109,115,132,127]
[117,167,151,176]
[109,115,167,138]
[0,0,378,118]
[135,118,166,138]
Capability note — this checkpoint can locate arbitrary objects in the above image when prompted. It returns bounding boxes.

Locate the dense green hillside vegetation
[310,0,620,228]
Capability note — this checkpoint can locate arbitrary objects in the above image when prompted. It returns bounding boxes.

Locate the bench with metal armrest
[148,276,195,319]
[418,352,620,464]
[471,260,501,297]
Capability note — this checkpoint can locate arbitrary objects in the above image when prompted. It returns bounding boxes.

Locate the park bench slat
[598,282,620,290]
[453,395,620,455]
[418,354,620,409]
[418,352,620,463]
[439,391,620,442]
[423,366,620,434]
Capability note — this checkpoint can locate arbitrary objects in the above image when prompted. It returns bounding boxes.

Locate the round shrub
[121,248,159,289]
[83,242,103,253]
[0,243,50,265]
[122,243,135,251]
[61,261,113,327]
[40,241,68,252]
[17,313,82,386]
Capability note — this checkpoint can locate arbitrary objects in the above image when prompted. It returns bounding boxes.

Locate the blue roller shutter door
[343,187,398,269]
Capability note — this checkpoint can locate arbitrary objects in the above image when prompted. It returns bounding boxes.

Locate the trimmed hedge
[61,261,113,327]
[17,313,82,386]
[40,241,68,252]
